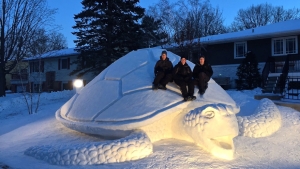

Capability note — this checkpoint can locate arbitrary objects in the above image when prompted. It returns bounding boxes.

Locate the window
[62,81,73,90]
[16,85,26,93]
[30,61,44,73]
[61,58,68,69]
[33,83,42,92]
[273,39,283,55]
[33,62,40,72]
[58,58,70,70]
[272,36,298,56]
[286,38,296,54]
[234,42,247,59]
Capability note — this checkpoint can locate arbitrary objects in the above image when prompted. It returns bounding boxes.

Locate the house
[25,48,95,92]
[200,19,299,78]
[167,19,300,99]
[5,61,28,93]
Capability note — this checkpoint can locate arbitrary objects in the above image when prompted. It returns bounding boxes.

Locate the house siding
[211,63,265,88]
[206,38,272,65]
[206,43,235,65]
[29,55,95,92]
[247,38,272,62]
[193,34,300,66]
[5,62,28,92]
[179,36,299,88]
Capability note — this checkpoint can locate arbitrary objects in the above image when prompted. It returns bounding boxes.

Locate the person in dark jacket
[153,50,173,90]
[173,56,196,101]
[193,55,213,95]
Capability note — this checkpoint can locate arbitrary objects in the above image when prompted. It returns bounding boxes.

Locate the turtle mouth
[209,135,235,160]
[210,136,234,149]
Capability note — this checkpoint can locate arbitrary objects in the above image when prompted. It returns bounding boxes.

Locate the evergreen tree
[236,51,261,90]
[72,0,145,76]
[139,15,168,48]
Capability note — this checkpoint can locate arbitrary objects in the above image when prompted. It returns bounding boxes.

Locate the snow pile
[0,90,75,112]
[0,93,27,111]
[1,86,300,168]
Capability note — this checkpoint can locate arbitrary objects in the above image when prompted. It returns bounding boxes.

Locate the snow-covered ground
[1,88,300,169]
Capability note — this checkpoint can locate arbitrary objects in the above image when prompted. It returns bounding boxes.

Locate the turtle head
[183,104,239,160]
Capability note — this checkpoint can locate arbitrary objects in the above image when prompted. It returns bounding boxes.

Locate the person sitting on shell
[152,50,173,90]
[173,56,196,101]
[193,55,213,95]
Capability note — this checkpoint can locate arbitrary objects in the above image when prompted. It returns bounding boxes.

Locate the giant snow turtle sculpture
[25,49,282,165]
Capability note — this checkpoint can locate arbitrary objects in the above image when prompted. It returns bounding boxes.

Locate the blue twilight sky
[47,0,299,48]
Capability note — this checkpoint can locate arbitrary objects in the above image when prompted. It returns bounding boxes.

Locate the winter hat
[181,56,187,60]
[161,50,167,55]
[199,55,205,59]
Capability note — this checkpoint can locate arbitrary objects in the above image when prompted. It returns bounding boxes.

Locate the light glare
[73,79,83,88]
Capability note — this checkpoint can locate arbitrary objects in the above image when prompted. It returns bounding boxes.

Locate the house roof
[201,19,300,44]
[162,19,300,48]
[24,48,79,61]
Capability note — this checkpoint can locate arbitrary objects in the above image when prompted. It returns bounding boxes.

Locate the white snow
[0,89,300,168]
[0,49,300,168]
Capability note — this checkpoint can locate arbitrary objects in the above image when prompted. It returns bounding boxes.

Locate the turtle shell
[56,49,239,136]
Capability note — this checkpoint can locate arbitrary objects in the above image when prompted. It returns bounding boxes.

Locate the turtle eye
[204,111,215,119]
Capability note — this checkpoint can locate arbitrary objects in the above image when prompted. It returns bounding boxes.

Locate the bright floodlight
[73,79,83,88]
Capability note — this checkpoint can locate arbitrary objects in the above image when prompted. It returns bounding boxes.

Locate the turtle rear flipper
[25,130,153,165]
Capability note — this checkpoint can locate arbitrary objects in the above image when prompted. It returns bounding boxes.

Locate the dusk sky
[47,0,299,48]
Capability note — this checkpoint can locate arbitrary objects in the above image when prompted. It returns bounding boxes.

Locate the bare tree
[147,0,226,50]
[19,29,67,114]
[174,18,197,61]
[147,0,176,46]
[175,0,226,37]
[230,3,300,31]
[0,0,57,97]
[273,6,300,23]
[29,29,67,56]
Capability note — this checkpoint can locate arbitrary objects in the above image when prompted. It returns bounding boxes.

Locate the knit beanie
[181,56,187,60]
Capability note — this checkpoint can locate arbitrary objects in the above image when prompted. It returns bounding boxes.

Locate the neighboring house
[5,61,28,93]
[167,19,300,100]
[167,19,300,90]
[25,48,95,92]
[200,19,300,80]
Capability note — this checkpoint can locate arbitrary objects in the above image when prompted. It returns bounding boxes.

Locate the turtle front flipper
[237,98,282,138]
[24,130,152,165]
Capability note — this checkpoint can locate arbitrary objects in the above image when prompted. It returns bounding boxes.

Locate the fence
[283,76,300,100]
